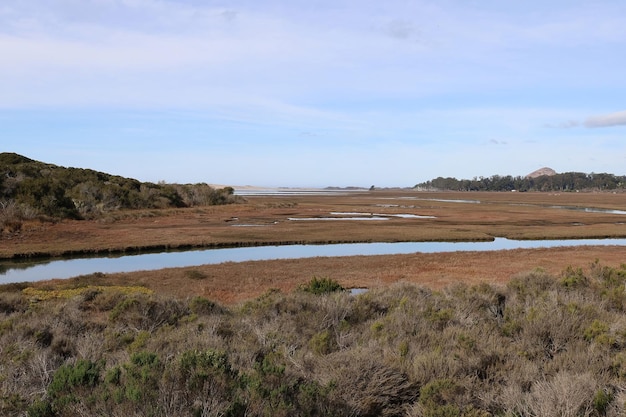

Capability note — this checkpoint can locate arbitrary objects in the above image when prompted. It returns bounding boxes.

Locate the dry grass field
[4,190,626,304]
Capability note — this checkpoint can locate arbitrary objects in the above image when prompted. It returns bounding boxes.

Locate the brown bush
[328,351,417,417]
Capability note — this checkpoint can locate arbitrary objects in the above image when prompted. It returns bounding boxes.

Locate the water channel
[2,238,626,284]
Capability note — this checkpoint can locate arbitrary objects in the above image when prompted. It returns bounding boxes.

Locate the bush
[420,378,464,409]
[27,400,54,417]
[593,389,613,415]
[0,291,28,314]
[109,293,190,331]
[122,351,162,403]
[332,356,417,417]
[189,296,220,315]
[47,359,103,412]
[309,329,336,355]
[301,277,344,295]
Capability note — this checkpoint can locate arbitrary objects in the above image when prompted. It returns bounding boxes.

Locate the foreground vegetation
[2,263,626,416]
[0,153,237,229]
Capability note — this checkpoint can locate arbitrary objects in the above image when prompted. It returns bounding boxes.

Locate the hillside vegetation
[2,263,626,416]
[0,153,237,227]
[416,172,626,192]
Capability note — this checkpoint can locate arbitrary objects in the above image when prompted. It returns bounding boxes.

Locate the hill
[526,167,557,178]
[0,152,236,222]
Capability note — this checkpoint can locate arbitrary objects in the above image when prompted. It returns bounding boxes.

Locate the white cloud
[585,111,626,128]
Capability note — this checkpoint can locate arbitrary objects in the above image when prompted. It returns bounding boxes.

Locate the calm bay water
[2,238,626,284]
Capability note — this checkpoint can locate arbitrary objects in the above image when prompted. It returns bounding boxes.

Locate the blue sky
[1,0,625,187]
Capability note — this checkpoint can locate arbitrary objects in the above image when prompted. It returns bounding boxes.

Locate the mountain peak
[526,167,557,178]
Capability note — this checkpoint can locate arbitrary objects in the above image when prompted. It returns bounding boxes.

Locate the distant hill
[415,170,626,192]
[526,167,557,178]
[0,152,236,221]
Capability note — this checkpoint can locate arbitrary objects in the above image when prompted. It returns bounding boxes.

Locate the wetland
[3,190,626,303]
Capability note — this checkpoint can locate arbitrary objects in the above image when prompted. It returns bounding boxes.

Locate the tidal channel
[2,238,626,284]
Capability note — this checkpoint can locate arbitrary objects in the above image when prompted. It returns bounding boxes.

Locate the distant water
[234,188,364,196]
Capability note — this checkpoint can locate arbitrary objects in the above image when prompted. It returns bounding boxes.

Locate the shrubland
[2,261,626,416]
[0,153,238,232]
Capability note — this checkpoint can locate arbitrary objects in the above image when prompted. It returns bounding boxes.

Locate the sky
[1,0,625,188]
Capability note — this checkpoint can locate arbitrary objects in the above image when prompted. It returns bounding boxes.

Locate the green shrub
[309,329,335,355]
[116,351,162,404]
[130,351,159,368]
[399,340,410,357]
[108,293,189,331]
[420,378,462,408]
[560,265,590,289]
[189,296,218,315]
[584,319,610,343]
[424,306,454,329]
[128,330,150,352]
[179,349,232,379]
[105,366,121,385]
[27,400,54,417]
[48,359,102,396]
[184,269,207,280]
[507,269,555,300]
[47,359,103,412]
[109,297,138,322]
[301,277,344,295]
[593,389,613,415]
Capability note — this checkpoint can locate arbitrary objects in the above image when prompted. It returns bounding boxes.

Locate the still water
[2,238,626,284]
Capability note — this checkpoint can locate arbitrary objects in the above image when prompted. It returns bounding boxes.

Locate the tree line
[0,153,237,222]
[415,172,626,192]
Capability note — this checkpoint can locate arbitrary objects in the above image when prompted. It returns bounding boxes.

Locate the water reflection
[288,217,389,221]
[554,206,626,215]
[286,212,436,221]
[2,238,626,284]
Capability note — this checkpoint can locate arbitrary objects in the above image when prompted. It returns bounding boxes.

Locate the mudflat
[6,190,626,303]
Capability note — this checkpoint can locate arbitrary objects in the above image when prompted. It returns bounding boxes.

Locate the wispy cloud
[544,120,579,129]
[585,111,626,128]
[489,139,508,145]
[382,19,421,41]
